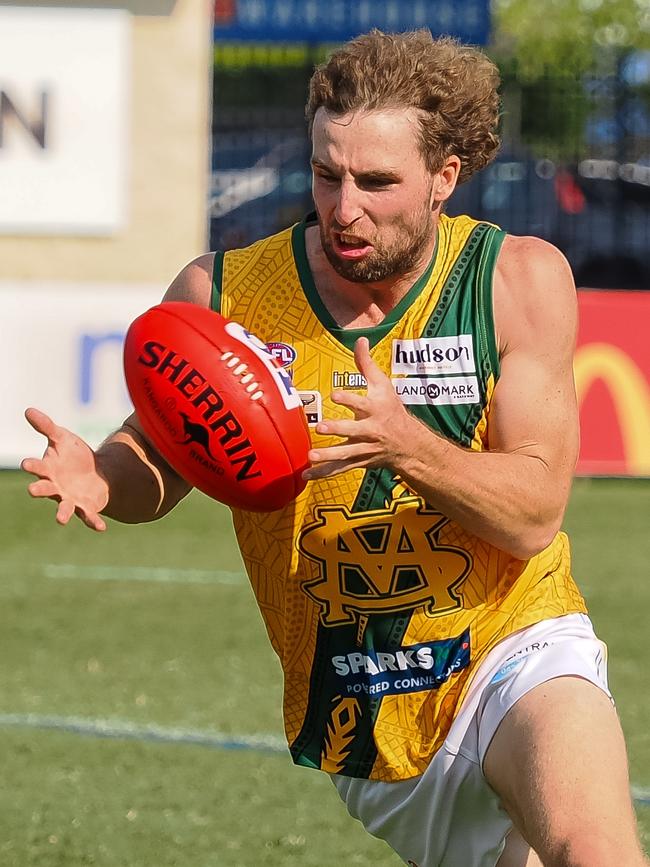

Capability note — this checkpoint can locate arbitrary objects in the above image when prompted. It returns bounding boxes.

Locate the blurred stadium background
[0,0,648,864]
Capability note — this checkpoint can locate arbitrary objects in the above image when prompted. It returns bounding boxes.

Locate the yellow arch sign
[574,343,650,475]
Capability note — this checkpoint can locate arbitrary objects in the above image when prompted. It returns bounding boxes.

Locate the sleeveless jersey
[212,213,587,782]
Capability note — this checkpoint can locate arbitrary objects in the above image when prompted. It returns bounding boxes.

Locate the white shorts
[331,613,611,867]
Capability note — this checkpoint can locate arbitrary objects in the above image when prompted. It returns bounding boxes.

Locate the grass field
[1,470,648,865]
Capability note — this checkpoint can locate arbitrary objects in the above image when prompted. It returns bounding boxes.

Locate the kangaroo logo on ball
[177,412,217,460]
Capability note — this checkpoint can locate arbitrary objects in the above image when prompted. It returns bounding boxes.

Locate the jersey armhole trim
[477,228,506,379]
[211,251,224,313]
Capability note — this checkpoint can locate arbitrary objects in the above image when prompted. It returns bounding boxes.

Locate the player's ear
[432,155,461,206]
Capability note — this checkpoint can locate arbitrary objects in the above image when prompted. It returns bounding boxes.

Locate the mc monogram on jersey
[299,498,472,626]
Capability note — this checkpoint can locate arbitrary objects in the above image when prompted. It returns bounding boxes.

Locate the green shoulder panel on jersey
[210,251,224,314]
[421,221,502,374]
[409,221,505,447]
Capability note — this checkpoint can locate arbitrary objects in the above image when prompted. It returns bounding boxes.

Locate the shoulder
[162,252,216,307]
[497,234,574,286]
[494,234,578,356]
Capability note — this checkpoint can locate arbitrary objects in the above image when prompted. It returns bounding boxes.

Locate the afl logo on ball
[266,342,297,369]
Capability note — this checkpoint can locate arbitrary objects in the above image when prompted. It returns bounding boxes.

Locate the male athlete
[23,30,647,867]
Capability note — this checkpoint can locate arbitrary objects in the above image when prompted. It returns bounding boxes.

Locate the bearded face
[318,199,436,283]
[310,107,450,287]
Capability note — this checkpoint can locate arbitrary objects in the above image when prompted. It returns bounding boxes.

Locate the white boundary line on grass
[0,712,286,753]
[32,566,650,809]
[0,712,648,806]
[43,563,246,585]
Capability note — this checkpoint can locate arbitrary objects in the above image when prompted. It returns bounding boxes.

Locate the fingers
[315,416,368,439]
[24,407,62,442]
[55,499,75,525]
[353,337,385,386]
[329,389,369,414]
[21,457,47,477]
[27,479,60,498]
[77,510,107,533]
[304,439,381,480]
[303,460,354,480]
[54,500,106,532]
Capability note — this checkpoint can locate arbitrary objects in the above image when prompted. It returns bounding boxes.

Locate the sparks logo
[298,498,471,626]
[331,632,472,698]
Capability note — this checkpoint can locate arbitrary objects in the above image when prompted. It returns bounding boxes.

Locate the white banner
[2,283,163,467]
[392,376,480,406]
[0,8,130,235]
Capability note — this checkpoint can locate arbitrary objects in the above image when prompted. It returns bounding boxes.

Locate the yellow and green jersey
[211,212,587,782]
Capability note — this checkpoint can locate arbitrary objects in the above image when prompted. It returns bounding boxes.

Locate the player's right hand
[21,407,109,532]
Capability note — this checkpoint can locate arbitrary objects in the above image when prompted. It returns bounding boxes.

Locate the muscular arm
[305,237,579,559]
[94,415,191,523]
[23,253,216,530]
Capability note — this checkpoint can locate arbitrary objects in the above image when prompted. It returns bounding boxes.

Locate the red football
[123,301,311,511]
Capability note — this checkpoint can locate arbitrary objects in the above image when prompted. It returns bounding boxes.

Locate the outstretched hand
[21,408,109,531]
[303,337,414,480]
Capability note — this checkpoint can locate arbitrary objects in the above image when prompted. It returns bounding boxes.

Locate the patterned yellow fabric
[216,214,587,782]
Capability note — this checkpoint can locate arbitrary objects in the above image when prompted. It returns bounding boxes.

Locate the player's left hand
[303,337,415,479]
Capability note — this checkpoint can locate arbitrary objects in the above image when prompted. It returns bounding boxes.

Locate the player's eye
[315,171,339,184]
[360,176,395,190]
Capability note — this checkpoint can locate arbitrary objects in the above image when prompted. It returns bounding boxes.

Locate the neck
[304,225,437,328]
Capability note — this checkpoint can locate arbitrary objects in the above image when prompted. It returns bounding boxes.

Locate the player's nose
[334,179,364,227]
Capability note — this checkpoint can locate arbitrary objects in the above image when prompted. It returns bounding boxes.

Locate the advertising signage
[575,291,650,477]
[3,287,648,475]
[0,8,129,236]
[214,0,490,46]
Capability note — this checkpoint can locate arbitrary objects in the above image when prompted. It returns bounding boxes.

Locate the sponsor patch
[391,336,476,375]
[299,390,323,426]
[504,640,553,663]
[332,370,368,390]
[491,639,556,684]
[490,658,524,685]
[393,376,479,405]
[330,631,471,698]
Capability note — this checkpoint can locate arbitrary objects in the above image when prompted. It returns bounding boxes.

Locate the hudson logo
[299,498,471,626]
[137,341,261,481]
[391,336,475,375]
[266,341,297,369]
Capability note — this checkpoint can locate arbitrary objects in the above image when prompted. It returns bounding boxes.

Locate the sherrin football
[123,302,311,511]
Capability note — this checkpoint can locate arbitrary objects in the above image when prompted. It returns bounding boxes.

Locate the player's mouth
[331,231,374,260]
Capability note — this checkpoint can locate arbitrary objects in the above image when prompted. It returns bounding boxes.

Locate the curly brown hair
[305,29,501,184]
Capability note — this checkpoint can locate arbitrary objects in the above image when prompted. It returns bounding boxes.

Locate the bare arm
[304,237,579,559]
[22,253,216,530]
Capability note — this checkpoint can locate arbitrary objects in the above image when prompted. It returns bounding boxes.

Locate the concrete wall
[0,0,212,286]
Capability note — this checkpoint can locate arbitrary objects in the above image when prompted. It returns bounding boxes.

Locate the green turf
[1,471,648,864]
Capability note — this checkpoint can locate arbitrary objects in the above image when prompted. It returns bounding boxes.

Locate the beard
[319,204,436,284]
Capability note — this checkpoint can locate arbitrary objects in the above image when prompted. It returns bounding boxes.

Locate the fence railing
[211,58,650,289]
